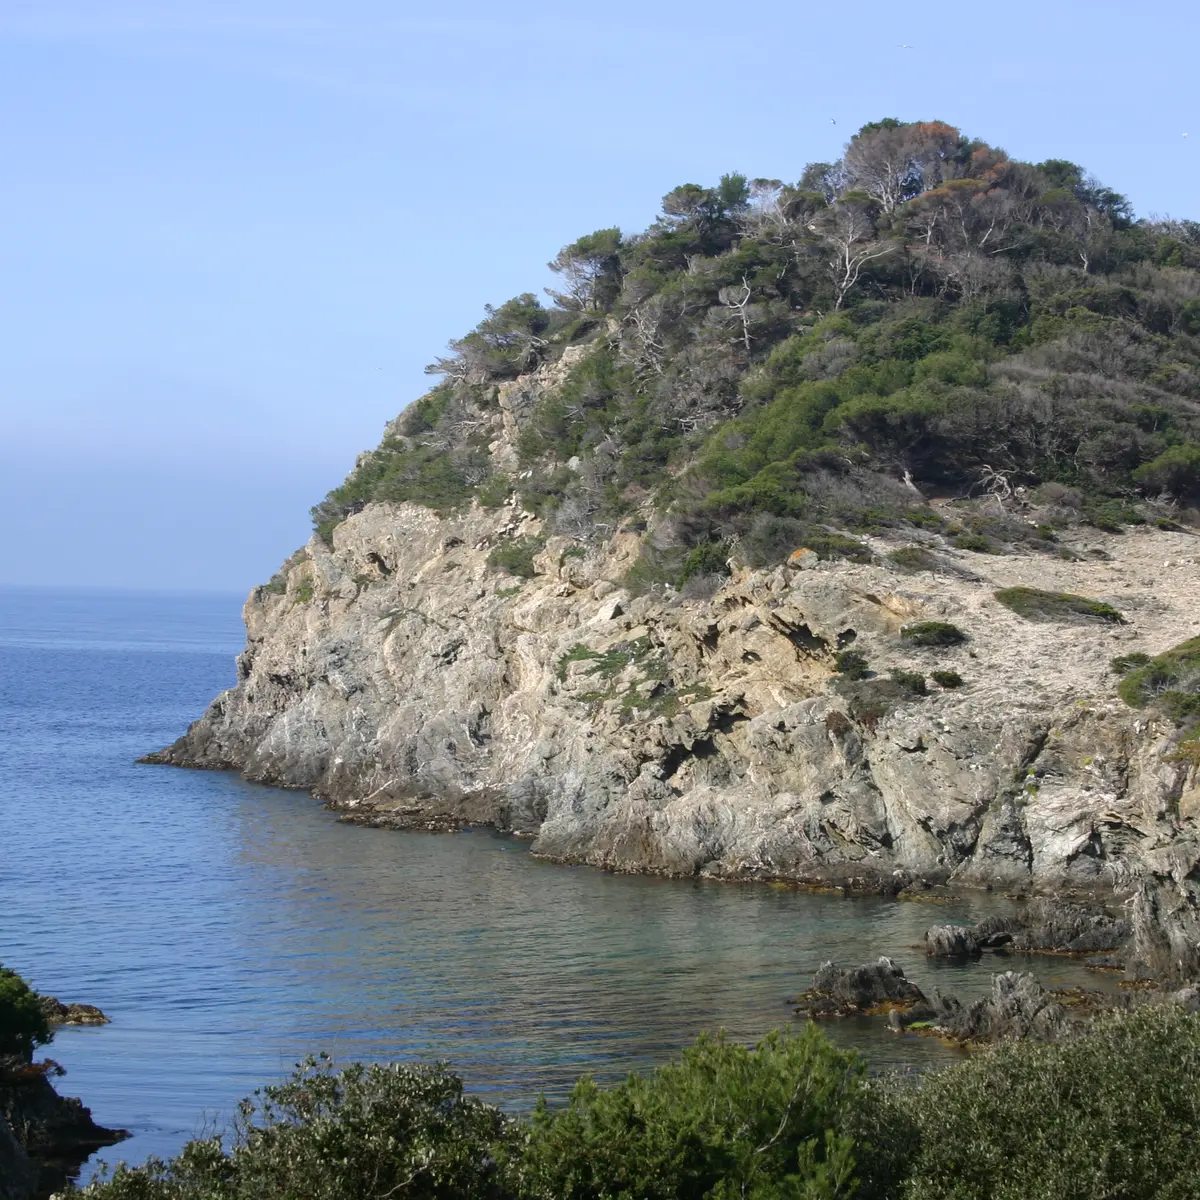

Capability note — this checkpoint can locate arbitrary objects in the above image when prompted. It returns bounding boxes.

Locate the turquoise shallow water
[0,586,1108,1179]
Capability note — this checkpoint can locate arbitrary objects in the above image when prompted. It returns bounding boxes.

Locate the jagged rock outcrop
[925,901,1130,960]
[144,353,1200,902]
[795,958,925,1017]
[37,998,109,1028]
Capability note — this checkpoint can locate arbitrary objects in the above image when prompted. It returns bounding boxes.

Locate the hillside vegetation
[311,118,1200,575]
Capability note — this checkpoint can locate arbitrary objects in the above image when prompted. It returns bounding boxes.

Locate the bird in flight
[897,43,914,48]
[830,118,837,125]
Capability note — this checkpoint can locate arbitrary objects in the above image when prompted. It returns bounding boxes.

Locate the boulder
[37,997,109,1027]
[796,956,926,1017]
[924,925,981,958]
[937,971,1069,1043]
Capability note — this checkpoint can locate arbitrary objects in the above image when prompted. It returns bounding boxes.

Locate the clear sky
[1,0,1196,591]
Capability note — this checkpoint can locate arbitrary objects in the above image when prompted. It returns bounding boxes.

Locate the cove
[0,587,1108,1180]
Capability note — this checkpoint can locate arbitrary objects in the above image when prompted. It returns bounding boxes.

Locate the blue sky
[1,0,1196,590]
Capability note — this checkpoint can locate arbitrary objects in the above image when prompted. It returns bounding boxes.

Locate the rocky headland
[146,371,1200,980]
[146,120,1200,988]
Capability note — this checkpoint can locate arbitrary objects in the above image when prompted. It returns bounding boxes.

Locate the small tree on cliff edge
[0,963,52,1064]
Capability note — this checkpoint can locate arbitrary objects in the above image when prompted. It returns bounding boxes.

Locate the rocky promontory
[146,121,1200,983]
[146,375,1200,971]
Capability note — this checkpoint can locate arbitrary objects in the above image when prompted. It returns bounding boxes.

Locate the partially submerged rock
[37,997,109,1027]
[924,901,1129,962]
[936,972,1070,1043]
[795,957,926,1018]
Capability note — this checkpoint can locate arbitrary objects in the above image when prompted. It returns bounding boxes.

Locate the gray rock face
[144,361,1200,900]
[937,972,1068,1043]
[924,925,983,958]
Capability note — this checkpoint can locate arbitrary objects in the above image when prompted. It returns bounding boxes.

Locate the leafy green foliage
[896,1005,1200,1200]
[899,621,968,648]
[308,122,1200,556]
[834,650,870,680]
[677,540,730,586]
[0,963,52,1062]
[521,1026,875,1200]
[1116,636,1200,724]
[1111,651,1152,675]
[82,1055,520,1200]
[74,1009,1200,1200]
[888,668,928,695]
[487,537,545,579]
[994,586,1125,624]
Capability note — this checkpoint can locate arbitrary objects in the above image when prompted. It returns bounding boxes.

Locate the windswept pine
[312,118,1200,565]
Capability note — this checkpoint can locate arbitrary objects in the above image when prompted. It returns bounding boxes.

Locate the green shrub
[677,540,730,586]
[1111,651,1152,674]
[888,668,928,695]
[0,963,52,1062]
[953,533,993,553]
[82,1056,520,1200]
[994,587,1125,624]
[900,621,967,648]
[897,1005,1200,1200]
[834,650,870,680]
[887,546,939,572]
[931,670,965,688]
[522,1027,879,1200]
[1117,636,1200,724]
[487,537,544,579]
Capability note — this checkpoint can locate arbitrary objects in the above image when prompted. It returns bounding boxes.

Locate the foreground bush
[78,1007,1200,1200]
[82,1056,523,1200]
[896,1004,1200,1200]
[522,1027,884,1200]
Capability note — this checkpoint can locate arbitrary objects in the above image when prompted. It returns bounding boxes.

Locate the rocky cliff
[150,360,1200,902]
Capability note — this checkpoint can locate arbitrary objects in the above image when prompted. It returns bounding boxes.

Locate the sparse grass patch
[487,535,545,578]
[900,621,968,648]
[931,669,965,689]
[887,546,939,573]
[834,650,870,680]
[994,586,1125,624]
[1117,636,1200,724]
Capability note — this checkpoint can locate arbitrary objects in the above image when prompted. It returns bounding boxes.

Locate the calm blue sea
[0,586,1105,1178]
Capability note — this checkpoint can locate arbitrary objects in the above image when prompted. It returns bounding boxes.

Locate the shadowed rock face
[145,360,1200,901]
[0,1070,127,1200]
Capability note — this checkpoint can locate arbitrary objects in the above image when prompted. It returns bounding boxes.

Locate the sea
[0,586,1108,1180]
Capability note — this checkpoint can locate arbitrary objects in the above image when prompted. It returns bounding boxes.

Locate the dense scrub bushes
[78,1008,1200,1200]
[310,120,1200,563]
[0,963,51,1063]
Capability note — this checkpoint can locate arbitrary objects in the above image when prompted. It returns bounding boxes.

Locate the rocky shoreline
[0,1000,126,1200]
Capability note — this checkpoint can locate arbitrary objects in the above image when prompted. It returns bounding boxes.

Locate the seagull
[897,43,914,48]
[830,118,837,125]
